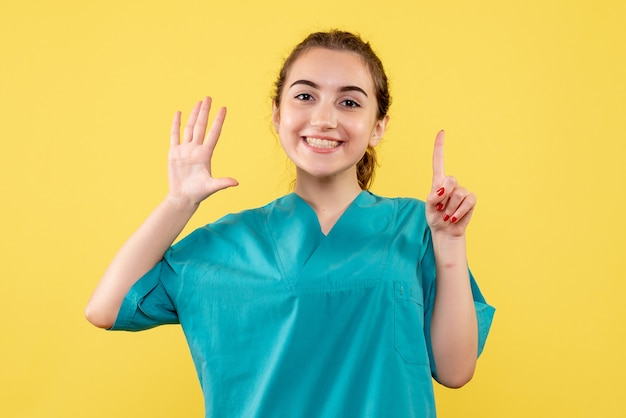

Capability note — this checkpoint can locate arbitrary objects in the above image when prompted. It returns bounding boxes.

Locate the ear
[369,115,389,147]
[272,101,280,132]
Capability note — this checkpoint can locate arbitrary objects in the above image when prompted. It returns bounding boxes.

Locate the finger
[170,111,181,147]
[193,97,212,144]
[426,187,447,210]
[442,184,468,220]
[449,193,476,224]
[432,130,445,191]
[183,100,202,143]
[212,176,239,191]
[204,106,227,153]
[428,175,457,212]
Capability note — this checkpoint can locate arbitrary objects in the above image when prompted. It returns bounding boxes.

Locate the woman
[86,30,494,417]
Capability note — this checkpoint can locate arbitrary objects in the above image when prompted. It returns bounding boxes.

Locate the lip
[302,134,341,141]
[301,136,343,153]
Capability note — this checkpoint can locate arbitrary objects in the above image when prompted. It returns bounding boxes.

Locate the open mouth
[304,137,341,149]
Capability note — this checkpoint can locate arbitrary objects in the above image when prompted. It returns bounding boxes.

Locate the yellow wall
[2,1,625,417]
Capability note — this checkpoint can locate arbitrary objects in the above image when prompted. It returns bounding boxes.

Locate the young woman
[86,30,494,417]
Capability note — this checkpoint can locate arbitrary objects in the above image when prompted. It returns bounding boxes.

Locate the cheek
[277,109,305,134]
[276,117,298,146]
[346,118,375,137]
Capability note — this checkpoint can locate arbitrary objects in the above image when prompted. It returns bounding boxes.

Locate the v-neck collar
[266,191,391,288]
[291,190,370,238]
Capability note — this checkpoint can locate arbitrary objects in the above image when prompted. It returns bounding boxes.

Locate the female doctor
[86,30,494,417]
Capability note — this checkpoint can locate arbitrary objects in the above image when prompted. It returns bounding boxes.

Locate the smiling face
[273,47,388,188]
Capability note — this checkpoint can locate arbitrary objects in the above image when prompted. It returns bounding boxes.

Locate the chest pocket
[394,281,429,366]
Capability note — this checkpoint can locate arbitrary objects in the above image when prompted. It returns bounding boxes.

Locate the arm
[426,130,478,388]
[85,97,238,329]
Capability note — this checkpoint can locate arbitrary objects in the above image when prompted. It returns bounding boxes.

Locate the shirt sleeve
[109,252,180,332]
[469,270,496,357]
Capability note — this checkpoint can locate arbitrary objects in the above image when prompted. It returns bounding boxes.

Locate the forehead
[286,48,374,93]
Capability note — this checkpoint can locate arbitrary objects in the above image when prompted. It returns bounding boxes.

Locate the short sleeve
[109,254,179,332]
[469,271,496,357]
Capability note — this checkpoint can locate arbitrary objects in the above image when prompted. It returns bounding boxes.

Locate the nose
[310,101,337,130]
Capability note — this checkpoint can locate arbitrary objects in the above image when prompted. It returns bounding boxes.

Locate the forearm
[430,232,478,388]
[85,195,198,329]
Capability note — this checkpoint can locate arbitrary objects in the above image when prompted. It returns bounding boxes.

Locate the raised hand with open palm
[167,96,238,207]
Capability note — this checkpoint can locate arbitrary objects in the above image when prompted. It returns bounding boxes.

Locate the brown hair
[272,30,391,190]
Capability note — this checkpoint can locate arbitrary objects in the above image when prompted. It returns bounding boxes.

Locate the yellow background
[2,0,625,417]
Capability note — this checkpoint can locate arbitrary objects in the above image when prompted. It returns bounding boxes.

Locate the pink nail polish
[436,187,445,196]
[443,214,450,222]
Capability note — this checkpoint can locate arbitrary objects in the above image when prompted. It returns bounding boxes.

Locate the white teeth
[305,137,340,149]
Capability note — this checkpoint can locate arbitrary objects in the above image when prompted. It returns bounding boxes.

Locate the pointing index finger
[432,130,445,190]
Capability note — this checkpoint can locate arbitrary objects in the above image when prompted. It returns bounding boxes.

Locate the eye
[295,93,314,101]
[341,99,361,108]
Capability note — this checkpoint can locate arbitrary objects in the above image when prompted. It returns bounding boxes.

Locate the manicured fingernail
[436,187,445,196]
[450,216,457,223]
[443,214,450,222]
[436,203,444,211]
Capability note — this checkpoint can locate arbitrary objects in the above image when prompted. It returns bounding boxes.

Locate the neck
[293,170,363,235]
[294,170,362,212]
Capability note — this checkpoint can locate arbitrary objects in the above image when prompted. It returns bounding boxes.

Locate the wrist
[164,193,201,214]
[431,232,467,268]
[431,230,466,245]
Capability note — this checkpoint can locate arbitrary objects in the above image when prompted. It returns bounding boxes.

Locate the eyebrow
[289,79,369,97]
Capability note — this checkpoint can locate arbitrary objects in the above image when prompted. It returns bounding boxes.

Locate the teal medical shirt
[112,191,495,417]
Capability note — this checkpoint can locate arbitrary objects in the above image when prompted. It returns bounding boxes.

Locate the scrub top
[111,191,495,418]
